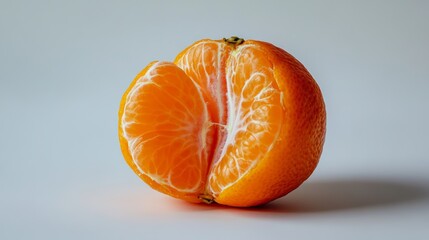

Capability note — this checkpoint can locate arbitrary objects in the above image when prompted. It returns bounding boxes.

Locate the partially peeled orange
[118,37,326,207]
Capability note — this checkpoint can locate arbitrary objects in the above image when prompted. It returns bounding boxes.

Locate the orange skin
[119,37,326,207]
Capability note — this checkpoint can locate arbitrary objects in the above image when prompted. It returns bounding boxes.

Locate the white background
[1,0,428,239]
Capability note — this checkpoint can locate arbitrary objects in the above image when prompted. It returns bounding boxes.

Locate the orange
[118,37,326,207]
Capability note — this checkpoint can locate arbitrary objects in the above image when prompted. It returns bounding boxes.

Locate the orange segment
[119,61,212,197]
[174,40,231,164]
[213,41,326,206]
[208,43,284,196]
[174,39,229,124]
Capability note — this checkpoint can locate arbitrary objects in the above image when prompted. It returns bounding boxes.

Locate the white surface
[1,1,429,239]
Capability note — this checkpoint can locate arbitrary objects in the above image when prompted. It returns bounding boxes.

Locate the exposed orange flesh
[118,61,213,202]
[118,38,326,207]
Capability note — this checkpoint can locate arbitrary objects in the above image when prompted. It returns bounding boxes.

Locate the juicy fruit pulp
[118,37,326,207]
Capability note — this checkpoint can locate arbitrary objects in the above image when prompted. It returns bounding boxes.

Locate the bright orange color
[118,37,326,207]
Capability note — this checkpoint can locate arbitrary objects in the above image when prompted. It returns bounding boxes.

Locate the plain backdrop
[1,0,428,239]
